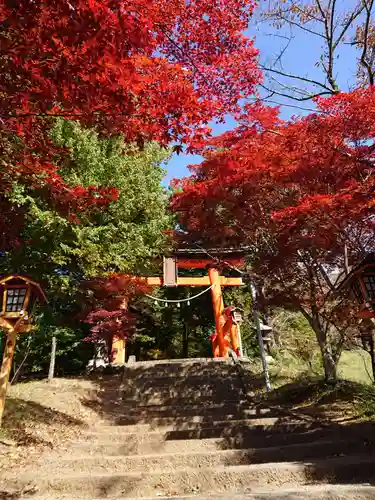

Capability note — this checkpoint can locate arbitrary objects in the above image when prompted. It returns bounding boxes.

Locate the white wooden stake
[48,336,57,382]
[250,284,271,392]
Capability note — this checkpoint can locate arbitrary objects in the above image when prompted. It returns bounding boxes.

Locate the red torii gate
[111,248,245,363]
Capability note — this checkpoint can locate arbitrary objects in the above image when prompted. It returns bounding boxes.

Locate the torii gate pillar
[207,266,226,357]
[111,335,126,364]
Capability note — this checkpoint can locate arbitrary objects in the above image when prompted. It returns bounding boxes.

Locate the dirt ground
[0,376,109,471]
[0,372,374,474]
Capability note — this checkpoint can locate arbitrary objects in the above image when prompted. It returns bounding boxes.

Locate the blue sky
[163,6,360,186]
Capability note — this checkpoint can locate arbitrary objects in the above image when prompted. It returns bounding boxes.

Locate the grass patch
[250,348,375,421]
[338,350,374,385]
[257,378,375,421]
[264,348,374,387]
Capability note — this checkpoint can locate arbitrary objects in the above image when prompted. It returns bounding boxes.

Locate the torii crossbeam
[111,248,245,364]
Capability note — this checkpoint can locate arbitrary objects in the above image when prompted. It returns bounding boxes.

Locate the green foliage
[49,120,171,275]
[128,285,216,360]
[338,350,374,386]
[0,120,173,378]
[269,308,323,376]
[3,120,171,279]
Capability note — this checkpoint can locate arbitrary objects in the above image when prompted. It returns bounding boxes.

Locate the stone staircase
[3,359,375,499]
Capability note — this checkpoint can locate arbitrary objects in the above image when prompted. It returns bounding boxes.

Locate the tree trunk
[359,320,375,384]
[300,306,338,383]
[317,335,337,383]
[182,324,189,358]
[369,335,375,384]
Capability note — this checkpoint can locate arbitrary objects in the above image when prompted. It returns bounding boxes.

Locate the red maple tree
[0,0,261,247]
[172,90,375,381]
[83,274,151,357]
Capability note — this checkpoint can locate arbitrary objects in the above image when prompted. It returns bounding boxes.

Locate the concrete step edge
[115,401,258,410]
[84,418,304,434]
[10,453,375,480]
[76,418,300,438]
[13,484,375,500]
[53,438,374,465]
[112,373,240,381]
[118,399,250,407]
[113,416,283,426]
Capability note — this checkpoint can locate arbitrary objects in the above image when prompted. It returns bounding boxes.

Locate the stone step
[85,416,285,436]
[7,455,375,498]
[122,358,235,368]
[103,414,284,429]
[126,361,240,371]
[110,376,244,390]
[72,422,374,455]
[106,380,245,400]
[23,485,375,500]
[121,366,240,379]
[106,386,245,399]
[69,432,287,456]
[51,438,375,473]
[119,395,247,405]
[120,370,241,380]
[114,402,270,418]
[108,405,275,424]
[102,383,245,400]
[157,421,375,447]
[119,398,251,407]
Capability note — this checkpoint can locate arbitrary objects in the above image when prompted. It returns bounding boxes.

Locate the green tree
[128,285,215,360]
[3,120,171,278]
[49,119,171,276]
[1,120,172,377]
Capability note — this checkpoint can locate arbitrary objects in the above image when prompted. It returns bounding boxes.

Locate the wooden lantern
[336,253,375,318]
[0,275,47,425]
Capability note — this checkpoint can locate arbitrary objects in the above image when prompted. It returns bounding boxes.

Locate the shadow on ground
[2,397,84,447]
[77,361,375,496]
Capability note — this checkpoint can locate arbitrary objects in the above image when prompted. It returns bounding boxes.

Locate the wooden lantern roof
[0,275,48,304]
[0,275,47,332]
[335,253,375,293]
[335,253,375,319]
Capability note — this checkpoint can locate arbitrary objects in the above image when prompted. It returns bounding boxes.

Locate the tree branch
[247,96,321,113]
[266,12,326,38]
[260,66,335,92]
[273,34,295,67]
[267,74,314,96]
[259,83,333,102]
[289,2,326,24]
[332,4,366,51]
[313,0,337,91]
[360,0,375,86]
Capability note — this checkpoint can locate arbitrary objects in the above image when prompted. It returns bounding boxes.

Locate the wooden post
[48,336,57,382]
[208,266,226,357]
[250,284,271,392]
[237,323,244,357]
[0,328,18,426]
[344,244,349,275]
